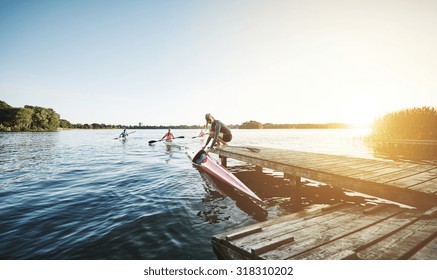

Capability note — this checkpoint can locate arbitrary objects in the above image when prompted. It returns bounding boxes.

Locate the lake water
[0,128,386,259]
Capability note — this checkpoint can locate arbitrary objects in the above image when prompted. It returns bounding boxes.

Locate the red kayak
[190,150,262,203]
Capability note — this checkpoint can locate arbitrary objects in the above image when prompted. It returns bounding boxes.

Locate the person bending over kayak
[161,128,175,142]
[202,113,232,150]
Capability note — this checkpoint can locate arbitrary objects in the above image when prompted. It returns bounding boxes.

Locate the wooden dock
[210,146,437,260]
[212,204,437,260]
[213,146,437,209]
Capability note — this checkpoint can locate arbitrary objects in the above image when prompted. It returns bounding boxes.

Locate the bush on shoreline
[371,106,437,140]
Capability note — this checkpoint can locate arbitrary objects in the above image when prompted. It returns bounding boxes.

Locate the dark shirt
[205,120,231,148]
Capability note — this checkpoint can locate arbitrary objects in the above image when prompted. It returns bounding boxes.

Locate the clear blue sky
[1,0,436,126]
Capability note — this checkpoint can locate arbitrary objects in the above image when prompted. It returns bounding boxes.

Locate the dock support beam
[220,156,227,167]
[285,173,303,211]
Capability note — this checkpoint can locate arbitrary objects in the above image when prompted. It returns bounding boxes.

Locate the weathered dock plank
[260,206,404,260]
[292,210,423,260]
[409,178,437,194]
[212,205,437,260]
[409,236,437,260]
[213,146,437,208]
[319,161,391,175]
[356,218,437,259]
[230,204,358,251]
[386,167,437,187]
[368,165,436,184]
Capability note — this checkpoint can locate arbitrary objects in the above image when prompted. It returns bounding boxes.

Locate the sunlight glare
[342,95,380,127]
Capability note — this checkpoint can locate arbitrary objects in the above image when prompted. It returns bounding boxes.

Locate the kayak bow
[190,150,262,202]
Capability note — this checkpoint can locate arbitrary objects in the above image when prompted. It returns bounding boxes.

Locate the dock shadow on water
[224,164,404,218]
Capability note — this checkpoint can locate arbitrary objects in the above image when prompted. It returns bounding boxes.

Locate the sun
[341,95,381,127]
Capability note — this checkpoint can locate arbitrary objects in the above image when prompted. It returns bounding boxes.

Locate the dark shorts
[222,133,232,142]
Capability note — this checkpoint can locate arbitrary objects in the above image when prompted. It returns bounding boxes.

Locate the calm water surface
[1,129,376,259]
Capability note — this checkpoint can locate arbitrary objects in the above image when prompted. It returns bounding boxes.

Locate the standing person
[160,128,175,142]
[202,113,232,150]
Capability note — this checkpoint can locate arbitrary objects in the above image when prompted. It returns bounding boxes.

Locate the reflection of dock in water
[368,139,437,160]
[210,146,437,260]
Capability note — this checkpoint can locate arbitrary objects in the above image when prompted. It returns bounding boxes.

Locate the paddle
[148,136,184,144]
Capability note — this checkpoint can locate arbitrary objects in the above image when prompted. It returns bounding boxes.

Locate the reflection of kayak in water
[189,149,263,203]
[164,140,182,149]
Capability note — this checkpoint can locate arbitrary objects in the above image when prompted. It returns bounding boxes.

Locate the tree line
[5,100,434,136]
[1,100,354,132]
[238,120,350,129]
[0,100,209,131]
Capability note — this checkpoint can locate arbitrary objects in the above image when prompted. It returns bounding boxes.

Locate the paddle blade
[148,140,158,144]
[176,136,184,139]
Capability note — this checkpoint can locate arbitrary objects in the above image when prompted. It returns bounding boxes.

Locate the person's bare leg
[217,138,227,147]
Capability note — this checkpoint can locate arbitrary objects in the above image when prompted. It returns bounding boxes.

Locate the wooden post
[220,155,227,167]
[255,165,263,174]
[285,173,303,211]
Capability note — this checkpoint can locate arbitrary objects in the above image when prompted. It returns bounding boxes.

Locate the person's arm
[209,122,221,148]
[203,136,212,150]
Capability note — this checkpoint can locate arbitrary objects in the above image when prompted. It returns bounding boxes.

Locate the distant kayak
[189,149,262,203]
[148,136,185,145]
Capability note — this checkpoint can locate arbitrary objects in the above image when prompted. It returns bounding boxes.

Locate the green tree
[13,107,33,131]
[0,100,12,110]
[24,106,60,131]
[46,108,60,130]
[240,120,263,129]
[59,119,73,128]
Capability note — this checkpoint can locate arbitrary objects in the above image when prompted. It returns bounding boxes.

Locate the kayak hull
[191,150,262,202]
